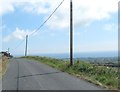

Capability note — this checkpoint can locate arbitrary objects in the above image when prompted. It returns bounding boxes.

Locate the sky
[0,0,119,56]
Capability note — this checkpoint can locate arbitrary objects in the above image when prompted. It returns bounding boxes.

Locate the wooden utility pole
[25,35,28,56]
[70,0,73,66]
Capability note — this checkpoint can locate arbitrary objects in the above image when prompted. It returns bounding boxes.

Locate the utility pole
[25,35,28,56]
[8,48,9,53]
[8,48,9,56]
[70,0,73,66]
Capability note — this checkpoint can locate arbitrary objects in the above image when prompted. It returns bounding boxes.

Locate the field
[23,56,119,91]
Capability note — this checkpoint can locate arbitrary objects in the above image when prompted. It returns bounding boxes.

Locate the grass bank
[22,56,119,91]
[0,56,9,79]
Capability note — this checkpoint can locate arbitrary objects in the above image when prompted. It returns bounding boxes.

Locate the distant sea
[16,51,118,59]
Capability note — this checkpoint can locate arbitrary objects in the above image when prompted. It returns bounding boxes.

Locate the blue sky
[0,0,118,56]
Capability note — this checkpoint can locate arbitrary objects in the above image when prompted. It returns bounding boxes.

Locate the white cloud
[0,24,6,31]
[3,27,36,42]
[0,0,14,16]
[0,0,119,29]
[104,23,117,31]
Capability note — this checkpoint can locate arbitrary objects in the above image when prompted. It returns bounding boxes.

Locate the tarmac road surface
[2,58,110,91]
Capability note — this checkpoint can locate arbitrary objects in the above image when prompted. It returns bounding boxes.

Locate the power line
[9,0,65,54]
[29,0,65,36]
[10,38,25,51]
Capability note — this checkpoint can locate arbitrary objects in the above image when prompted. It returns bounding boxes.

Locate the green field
[23,56,119,91]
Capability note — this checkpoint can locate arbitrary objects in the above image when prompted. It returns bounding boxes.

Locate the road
[2,58,109,90]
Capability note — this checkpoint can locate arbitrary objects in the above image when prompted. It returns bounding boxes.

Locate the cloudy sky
[1,0,118,56]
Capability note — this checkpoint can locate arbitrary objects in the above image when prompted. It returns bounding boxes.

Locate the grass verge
[22,56,119,91]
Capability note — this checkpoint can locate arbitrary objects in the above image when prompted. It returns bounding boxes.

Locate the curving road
[2,58,110,91]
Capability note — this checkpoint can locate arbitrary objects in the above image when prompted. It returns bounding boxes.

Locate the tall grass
[0,56,9,79]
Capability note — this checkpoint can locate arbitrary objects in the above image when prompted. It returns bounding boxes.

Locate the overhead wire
[10,38,25,51]
[29,0,65,36]
[9,0,65,53]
